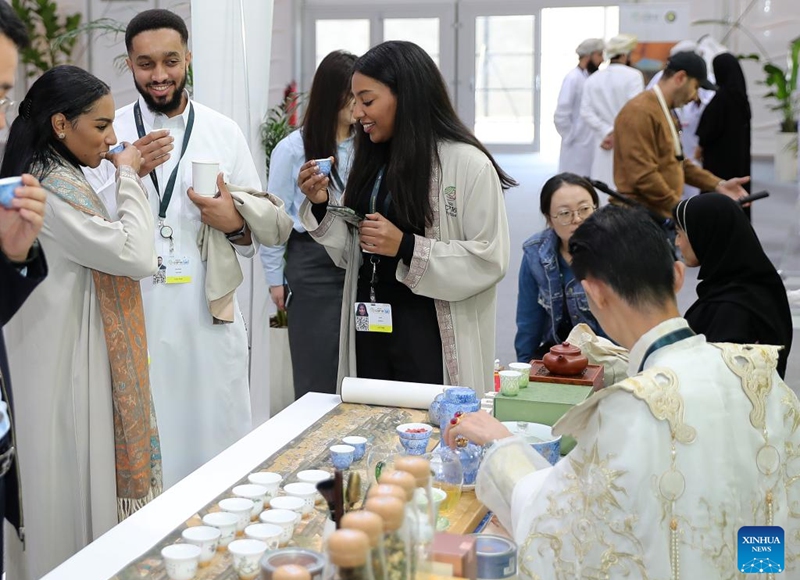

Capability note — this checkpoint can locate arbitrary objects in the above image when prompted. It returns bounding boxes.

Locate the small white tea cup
[201,511,239,548]
[283,482,318,515]
[219,497,254,534]
[233,483,269,520]
[161,543,201,580]
[228,538,268,580]
[181,526,221,566]
[259,508,299,546]
[244,522,282,549]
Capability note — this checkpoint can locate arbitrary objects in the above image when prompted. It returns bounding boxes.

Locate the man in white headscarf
[580,33,644,189]
[646,40,721,200]
[554,38,605,176]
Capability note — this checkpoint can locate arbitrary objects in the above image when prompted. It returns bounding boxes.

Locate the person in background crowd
[447,205,800,578]
[84,9,292,488]
[554,38,604,176]
[646,40,717,200]
[696,53,752,217]
[515,173,605,363]
[260,50,357,399]
[2,65,161,580]
[0,2,47,575]
[674,193,791,377]
[297,40,513,393]
[613,51,748,222]
[580,33,644,188]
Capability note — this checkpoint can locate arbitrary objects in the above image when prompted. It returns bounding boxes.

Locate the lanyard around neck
[133,101,196,220]
[638,327,695,373]
[652,85,684,161]
[369,167,392,215]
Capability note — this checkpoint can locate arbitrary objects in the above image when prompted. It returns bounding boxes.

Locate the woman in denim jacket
[515,173,606,362]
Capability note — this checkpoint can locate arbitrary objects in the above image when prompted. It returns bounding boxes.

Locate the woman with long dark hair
[259,50,357,399]
[515,173,606,362]
[1,65,161,579]
[297,41,513,393]
[674,193,792,377]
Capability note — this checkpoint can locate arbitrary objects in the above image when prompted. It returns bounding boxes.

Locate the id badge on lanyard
[355,167,393,333]
[136,101,196,284]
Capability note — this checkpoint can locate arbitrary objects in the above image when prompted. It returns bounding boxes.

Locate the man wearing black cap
[613,51,749,219]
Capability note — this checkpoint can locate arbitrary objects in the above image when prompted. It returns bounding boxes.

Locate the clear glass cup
[428,448,463,531]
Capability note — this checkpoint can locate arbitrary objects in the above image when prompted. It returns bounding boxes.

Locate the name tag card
[354,302,393,333]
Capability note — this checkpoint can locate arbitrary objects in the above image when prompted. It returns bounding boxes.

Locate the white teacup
[228,539,268,580]
[269,495,305,516]
[259,508,299,546]
[202,511,239,548]
[499,370,522,397]
[192,160,220,197]
[244,522,282,549]
[296,469,332,485]
[283,482,317,515]
[181,525,221,566]
[508,362,532,388]
[233,484,269,520]
[219,497,254,534]
[161,543,201,580]
[248,471,282,498]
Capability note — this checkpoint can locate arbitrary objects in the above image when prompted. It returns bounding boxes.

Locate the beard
[587,60,600,74]
[134,70,188,115]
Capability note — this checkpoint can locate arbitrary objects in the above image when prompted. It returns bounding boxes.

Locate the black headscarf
[712,52,751,119]
[674,193,792,377]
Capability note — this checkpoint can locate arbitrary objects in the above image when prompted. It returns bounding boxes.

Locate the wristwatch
[225,222,247,242]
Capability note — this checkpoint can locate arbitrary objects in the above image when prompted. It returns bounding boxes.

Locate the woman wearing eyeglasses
[515,173,606,363]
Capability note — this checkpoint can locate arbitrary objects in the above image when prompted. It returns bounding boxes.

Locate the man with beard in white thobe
[85,9,283,487]
[554,38,604,175]
[446,206,800,578]
[580,33,644,189]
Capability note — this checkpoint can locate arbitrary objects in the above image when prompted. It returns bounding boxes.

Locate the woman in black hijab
[674,193,792,377]
[696,53,752,215]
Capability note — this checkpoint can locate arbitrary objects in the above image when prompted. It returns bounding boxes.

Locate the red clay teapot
[542,342,588,376]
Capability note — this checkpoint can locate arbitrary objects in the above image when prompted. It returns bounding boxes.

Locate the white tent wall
[191,0,275,427]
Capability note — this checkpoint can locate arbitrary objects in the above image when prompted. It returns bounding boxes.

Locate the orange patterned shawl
[40,159,162,519]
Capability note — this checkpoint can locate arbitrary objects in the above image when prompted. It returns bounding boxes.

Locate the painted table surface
[44,393,489,580]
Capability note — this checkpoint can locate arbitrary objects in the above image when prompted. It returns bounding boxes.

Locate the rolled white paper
[340,377,448,410]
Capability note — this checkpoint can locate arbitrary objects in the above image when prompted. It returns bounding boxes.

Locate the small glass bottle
[364,496,409,580]
[394,456,436,579]
[272,565,312,580]
[341,511,385,580]
[378,470,418,576]
[327,529,374,580]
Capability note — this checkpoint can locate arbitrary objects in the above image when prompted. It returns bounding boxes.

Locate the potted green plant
[11,0,82,82]
[762,36,800,181]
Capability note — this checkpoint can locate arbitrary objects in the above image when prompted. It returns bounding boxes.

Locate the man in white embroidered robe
[447,206,800,579]
[84,10,283,487]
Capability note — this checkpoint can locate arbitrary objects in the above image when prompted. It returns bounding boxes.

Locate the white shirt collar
[628,317,692,376]
[136,91,192,130]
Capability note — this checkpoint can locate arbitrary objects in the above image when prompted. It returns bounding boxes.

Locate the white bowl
[233,484,269,520]
[219,497,255,533]
[161,543,201,580]
[259,508,299,546]
[244,522,282,549]
[283,482,318,515]
[228,539,268,580]
[202,511,239,548]
[269,495,305,515]
[181,526,221,565]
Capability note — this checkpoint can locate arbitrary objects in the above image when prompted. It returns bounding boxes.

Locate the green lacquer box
[492,381,593,454]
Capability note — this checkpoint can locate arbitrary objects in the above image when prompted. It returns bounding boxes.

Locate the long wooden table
[45,393,489,580]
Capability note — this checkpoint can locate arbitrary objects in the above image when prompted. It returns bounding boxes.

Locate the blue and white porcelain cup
[0,176,22,209]
[314,157,332,177]
[342,436,367,461]
[330,444,355,470]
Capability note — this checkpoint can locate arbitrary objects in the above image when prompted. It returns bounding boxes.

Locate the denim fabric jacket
[515,228,605,362]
